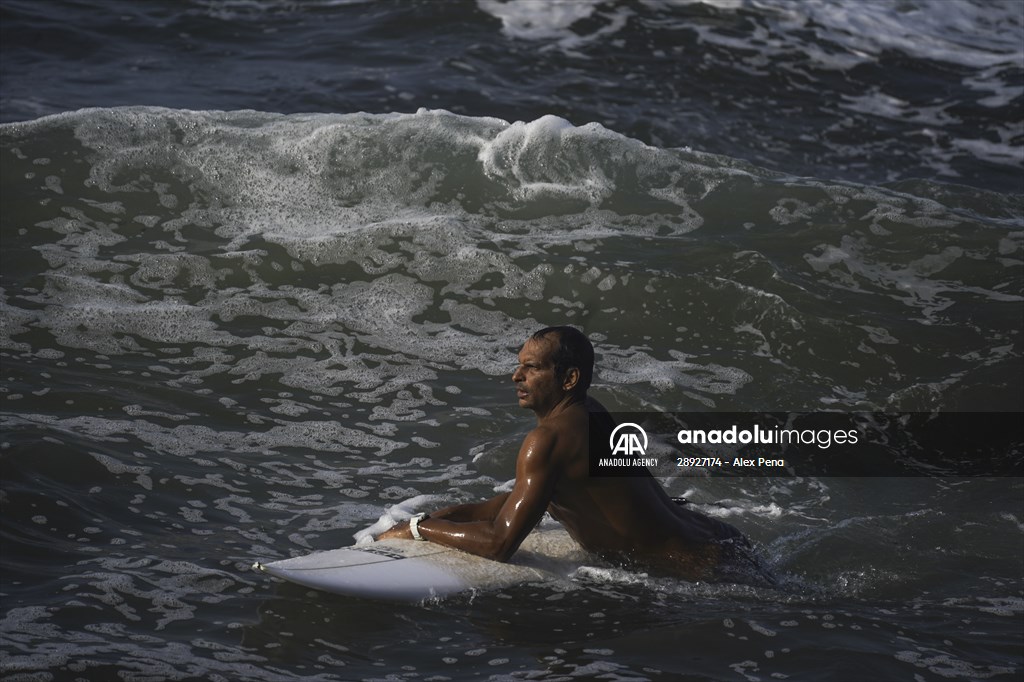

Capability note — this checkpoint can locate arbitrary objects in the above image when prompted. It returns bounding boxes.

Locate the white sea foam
[353,494,442,544]
[18,108,727,409]
[650,0,1023,69]
[480,0,1022,76]
[477,0,631,53]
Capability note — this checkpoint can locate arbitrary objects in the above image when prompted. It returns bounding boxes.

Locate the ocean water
[1,1,1022,681]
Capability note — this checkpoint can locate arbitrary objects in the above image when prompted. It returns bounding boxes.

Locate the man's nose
[512,366,523,382]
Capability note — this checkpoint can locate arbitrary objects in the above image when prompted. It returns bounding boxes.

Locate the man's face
[511,335,564,413]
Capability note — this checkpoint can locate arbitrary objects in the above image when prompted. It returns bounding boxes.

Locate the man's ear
[562,367,580,392]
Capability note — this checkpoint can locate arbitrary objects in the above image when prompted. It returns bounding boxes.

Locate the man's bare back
[377,327,761,582]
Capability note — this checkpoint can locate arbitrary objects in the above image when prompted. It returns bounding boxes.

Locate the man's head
[512,326,593,413]
[530,326,594,396]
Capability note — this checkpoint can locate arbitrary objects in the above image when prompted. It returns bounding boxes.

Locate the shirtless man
[378,326,757,581]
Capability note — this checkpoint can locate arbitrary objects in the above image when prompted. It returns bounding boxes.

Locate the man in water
[378,326,760,582]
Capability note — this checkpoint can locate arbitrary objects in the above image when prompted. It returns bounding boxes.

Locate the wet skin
[378,334,748,580]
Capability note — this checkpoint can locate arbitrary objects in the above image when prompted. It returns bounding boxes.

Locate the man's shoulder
[514,425,561,475]
[537,401,593,435]
[520,408,582,454]
[521,422,562,451]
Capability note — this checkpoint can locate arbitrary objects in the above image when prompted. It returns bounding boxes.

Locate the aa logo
[609,422,648,456]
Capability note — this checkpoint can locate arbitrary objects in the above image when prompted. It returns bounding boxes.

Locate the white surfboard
[252,527,587,601]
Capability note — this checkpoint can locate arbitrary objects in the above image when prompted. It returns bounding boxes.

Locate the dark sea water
[1,1,1022,681]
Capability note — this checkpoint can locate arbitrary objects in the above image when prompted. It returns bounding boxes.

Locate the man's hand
[376,521,413,541]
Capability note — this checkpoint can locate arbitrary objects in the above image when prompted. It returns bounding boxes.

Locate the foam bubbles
[353,494,441,544]
[477,0,630,53]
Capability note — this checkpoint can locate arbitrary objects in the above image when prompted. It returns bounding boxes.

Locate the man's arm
[377,428,560,562]
[375,493,510,541]
[429,493,510,523]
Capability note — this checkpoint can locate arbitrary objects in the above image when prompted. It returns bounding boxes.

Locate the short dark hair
[531,326,593,395]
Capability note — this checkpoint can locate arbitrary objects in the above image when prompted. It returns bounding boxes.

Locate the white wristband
[409,512,428,541]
